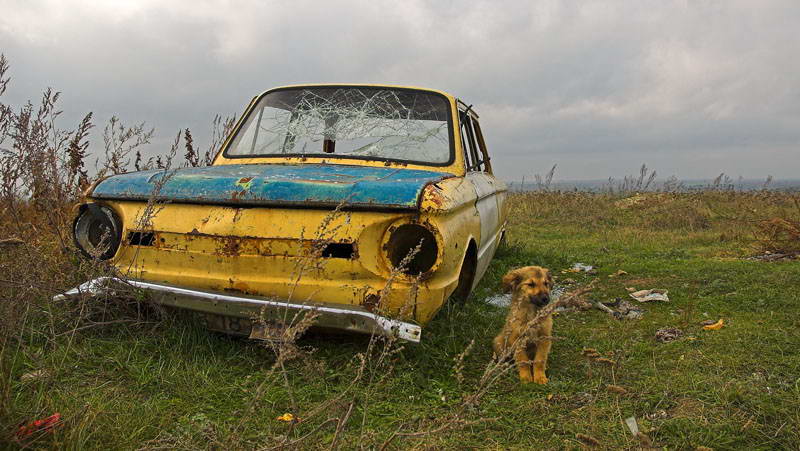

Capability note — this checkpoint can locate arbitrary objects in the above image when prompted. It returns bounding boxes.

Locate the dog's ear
[545,270,553,286]
[502,269,522,293]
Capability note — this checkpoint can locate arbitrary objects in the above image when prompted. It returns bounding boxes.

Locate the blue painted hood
[90,164,452,210]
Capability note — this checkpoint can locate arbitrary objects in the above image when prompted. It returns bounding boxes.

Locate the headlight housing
[73,203,122,260]
[385,223,439,276]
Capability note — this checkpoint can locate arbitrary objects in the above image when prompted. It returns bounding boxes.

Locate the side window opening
[470,119,492,174]
[459,109,485,172]
[459,112,474,170]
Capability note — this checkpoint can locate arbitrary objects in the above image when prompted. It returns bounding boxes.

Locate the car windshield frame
[221,85,455,167]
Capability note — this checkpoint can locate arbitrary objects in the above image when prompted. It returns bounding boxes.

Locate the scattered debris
[608,270,628,278]
[276,413,299,423]
[630,289,669,303]
[749,252,799,262]
[625,416,655,448]
[594,299,644,320]
[15,413,62,441]
[655,327,683,342]
[486,286,566,308]
[485,292,511,307]
[564,263,598,275]
[594,357,615,365]
[699,319,717,326]
[607,384,627,395]
[625,416,640,435]
[646,410,669,421]
[625,287,636,292]
[575,433,601,447]
[20,370,48,382]
[702,319,724,330]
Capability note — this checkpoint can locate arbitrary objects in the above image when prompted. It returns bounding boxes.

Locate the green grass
[3,192,800,449]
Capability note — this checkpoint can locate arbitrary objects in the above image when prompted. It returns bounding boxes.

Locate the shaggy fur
[492,266,554,384]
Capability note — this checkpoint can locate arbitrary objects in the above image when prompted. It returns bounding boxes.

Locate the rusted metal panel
[90,163,452,210]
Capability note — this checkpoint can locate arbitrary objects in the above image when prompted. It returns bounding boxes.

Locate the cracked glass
[226,87,452,164]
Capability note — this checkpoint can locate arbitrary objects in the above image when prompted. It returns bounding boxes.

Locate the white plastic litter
[629,289,669,303]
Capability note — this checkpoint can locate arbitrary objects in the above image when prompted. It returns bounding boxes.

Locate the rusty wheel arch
[450,239,478,304]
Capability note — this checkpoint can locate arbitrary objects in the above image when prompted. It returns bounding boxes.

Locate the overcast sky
[1,0,798,180]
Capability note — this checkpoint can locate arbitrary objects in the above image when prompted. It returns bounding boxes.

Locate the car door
[458,103,506,287]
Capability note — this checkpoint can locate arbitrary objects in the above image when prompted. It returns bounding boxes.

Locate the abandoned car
[57,85,507,342]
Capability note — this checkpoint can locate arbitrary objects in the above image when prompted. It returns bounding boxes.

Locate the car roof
[260,83,457,102]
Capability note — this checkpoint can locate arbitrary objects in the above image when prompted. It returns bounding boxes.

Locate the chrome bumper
[53,277,422,342]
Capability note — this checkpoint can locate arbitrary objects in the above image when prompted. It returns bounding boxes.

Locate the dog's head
[502,266,553,307]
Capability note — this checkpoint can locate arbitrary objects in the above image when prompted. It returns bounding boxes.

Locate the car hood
[90,163,453,210]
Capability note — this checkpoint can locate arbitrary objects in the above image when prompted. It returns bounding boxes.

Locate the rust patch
[363,292,381,312]
[231,190,248,201]
[217,235,242,257]
[235,177,254,190]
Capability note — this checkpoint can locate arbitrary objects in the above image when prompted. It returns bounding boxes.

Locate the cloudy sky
[1,0,798,181]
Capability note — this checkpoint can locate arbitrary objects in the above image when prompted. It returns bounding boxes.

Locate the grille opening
[387,224,438,275]
[128,231,155,246]
[322,242,355,259]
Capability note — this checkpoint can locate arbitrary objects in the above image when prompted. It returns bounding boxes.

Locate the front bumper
[53,277,422,342]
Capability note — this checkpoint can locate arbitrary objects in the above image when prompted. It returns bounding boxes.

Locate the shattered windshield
[225,87,453,164]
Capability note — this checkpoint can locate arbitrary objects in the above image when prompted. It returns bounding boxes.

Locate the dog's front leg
[514,348,534,383]
[532,337,551,384]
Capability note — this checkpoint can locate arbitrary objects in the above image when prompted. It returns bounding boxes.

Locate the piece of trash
[546,394,554,401]
[565,263,597,274]
[625,287,636,292]
[608,270,628,278]
[485,292,511,307]
[276,413,299,423]
[699,319,717,326]
[594,299,644,320]
[617,301,644,319]
[607,384,627,395]
[703,319,724,330]
[625,416,639,435]
[20,370,48,382]
[594,357,614,365]
[15,413,61,440]
[655,327,683,342]
[630,289,669,303]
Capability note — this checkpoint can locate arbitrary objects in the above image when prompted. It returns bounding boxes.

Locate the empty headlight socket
[382,221,441,278]
[73,202,123,260]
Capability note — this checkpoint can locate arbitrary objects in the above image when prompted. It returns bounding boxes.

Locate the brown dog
[492,266,554,384]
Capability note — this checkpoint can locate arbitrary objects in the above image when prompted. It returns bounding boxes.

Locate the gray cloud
[2,0,798,180]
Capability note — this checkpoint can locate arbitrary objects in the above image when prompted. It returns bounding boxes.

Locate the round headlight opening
[74,204,121,260]
[386,223,438,276]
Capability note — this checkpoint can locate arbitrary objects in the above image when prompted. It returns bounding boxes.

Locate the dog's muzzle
[532,294,551,307]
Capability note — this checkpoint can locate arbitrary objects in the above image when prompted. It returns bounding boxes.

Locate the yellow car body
[61,84,507,342]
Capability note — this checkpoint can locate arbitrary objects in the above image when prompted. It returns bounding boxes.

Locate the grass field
[2,191,800,450]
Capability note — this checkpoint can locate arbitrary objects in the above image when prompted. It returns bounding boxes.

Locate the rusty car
[57,84,507,342]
